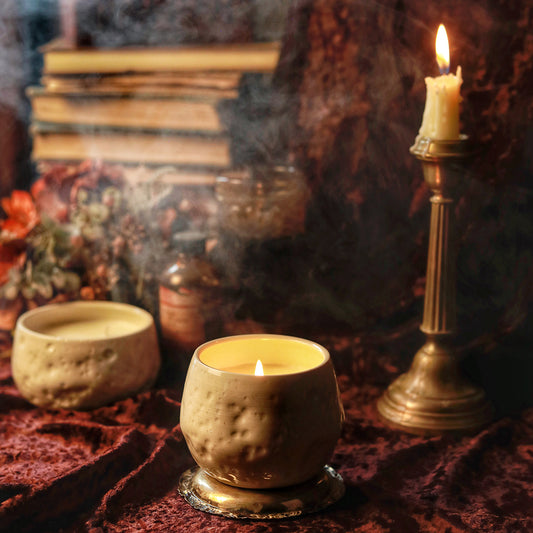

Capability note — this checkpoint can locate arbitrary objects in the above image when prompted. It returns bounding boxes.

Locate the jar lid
[171,231,207,254]
[215,165,304,196]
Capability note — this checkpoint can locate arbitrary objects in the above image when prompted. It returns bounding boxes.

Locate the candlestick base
[178,465,344,519]
[377,340,493,435]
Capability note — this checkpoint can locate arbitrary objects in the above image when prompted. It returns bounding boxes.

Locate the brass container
[377,136,492,434]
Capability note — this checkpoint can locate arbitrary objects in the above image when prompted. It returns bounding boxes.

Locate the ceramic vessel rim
[15,300,154,343]
[193,333,330,377]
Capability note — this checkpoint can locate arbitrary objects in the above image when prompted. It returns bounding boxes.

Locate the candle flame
[435,24,450,74]
[254,359,264,376]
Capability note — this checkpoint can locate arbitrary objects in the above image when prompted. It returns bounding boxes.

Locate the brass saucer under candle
[377,136,492,434]
[179,465,344,519]
[179,334,345,519]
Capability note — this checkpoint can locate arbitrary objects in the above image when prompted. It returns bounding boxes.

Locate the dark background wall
[270,0,533,339]
[0,0,59,194]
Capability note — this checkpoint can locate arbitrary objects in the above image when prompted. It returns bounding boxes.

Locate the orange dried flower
[1,190,40,240]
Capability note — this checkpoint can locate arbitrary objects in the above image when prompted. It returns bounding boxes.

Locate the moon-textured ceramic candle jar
[12,301,160,409]
[179,334,345,518]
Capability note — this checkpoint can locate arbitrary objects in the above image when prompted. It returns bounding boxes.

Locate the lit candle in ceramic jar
[418,24,462,140]
[180,334,344,490]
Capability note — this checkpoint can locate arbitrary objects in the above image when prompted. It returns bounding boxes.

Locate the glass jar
[158,231,221,375]
[215,165,310,240]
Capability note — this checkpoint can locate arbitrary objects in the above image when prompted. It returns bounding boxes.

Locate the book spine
[29,93,227,133]
[31,129,231,167]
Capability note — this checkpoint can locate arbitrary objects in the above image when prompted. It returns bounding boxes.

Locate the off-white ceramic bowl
[180,334,344,489]
[12,301,160,409]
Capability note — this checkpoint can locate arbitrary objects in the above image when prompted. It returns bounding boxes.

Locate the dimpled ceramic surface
[12,301,160,409]
[180,335,344,489]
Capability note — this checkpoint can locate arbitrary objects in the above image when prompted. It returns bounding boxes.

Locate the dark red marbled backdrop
[261,0,533,348]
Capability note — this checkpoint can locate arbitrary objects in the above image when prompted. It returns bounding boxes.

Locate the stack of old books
[27,38,281,186]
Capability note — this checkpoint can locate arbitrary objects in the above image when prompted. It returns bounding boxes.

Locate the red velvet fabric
[1,350,532,533]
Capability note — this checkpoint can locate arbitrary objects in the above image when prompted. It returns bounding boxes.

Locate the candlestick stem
[422,193,455,334]
[377,136,492,434]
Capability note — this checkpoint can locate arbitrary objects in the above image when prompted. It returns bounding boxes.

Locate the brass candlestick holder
[377,135,492,434]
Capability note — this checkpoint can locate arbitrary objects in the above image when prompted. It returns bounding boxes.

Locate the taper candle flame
[418,23,462,140]
[255,359,264,376]
[436,24,450,74]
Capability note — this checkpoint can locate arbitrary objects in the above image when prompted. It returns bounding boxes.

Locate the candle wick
[438,66,450,76]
